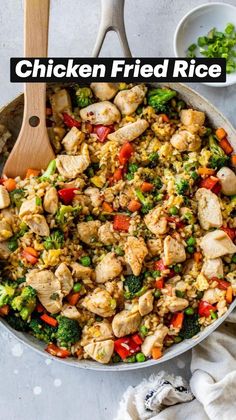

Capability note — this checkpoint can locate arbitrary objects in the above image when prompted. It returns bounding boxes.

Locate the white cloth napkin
[115,312,236,420]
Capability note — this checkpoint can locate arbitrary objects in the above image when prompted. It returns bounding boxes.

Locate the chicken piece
[167,296,189,313]
[50,89,72,124]
[180,109,205,126]
[71,262,93,280]
[82,287,116,317]
[146,238,162,256]
[170,130,201,152]
[62,127,84,154]
[196,188,222,230]
[216,167,236,196]
[43,187,58,215]
[56,143,90,179]
[95,252,123,283]
[112,309,141,337]
[201,258,223,279]
[81,320,113,346]
[138,290,154,316]
[26,269,63,314]
[144,206,168,236]
[90,83,118,101]
[141,325,169,357]
[0,186,10,209]
[23,214,50,237]
[84,187,103,208]
[98,222,117,246]
[114,85,147,115]
[77,220,101,246]
[124,236,148,276]
[163,236,186,265]
[80,101,120,126]
[0,241,11,259]
[200,230,236,258]
[202,287,225,305]
[19,196,43,218]
[107,120,149,144]
[61,304,80,320]
[55,263,73,296]
[1,208,15,226]
[0,220,12,242]
[84,339,114,364]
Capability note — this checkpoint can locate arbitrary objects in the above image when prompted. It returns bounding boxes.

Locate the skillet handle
[92,0,132,57]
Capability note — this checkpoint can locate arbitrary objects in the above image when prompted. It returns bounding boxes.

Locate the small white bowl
[174,2,236,87]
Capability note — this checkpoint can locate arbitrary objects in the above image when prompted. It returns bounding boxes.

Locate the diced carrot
[231,155,236,167]
[36,302,45,313]
[113,167,123,183]
[226,286,233,304]
[151,347,162,359]
[113,215,130,232]
[0,304,10,316]
[171,312,184,329]
[216,127,227,141]
[141,182,154,192]
[102,202,113,213]
[197,167,215,176]
[127,199,142,212]
[25,168,40,178]
[194,251,202,263]
[40,314,58,327]
[159,114,169,123]
[67,292,80,306]
[75,348,83,357]
[155,278,164,289]
[46,343,70,358]
[3,178,16,192]
[219,138,233,155]
[22,247,38,265]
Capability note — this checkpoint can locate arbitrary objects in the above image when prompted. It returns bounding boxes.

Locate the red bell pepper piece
[131,334,143,345]
[211,277,231,290]
[113,215,130,232]
[114,336,141,360]
[118,143,134,165]
[58,188,79,205]
[155,278,164,289]
[198,300,216,317]
[200,176,220,191]
[221,226,236,241]
[154,259,166,271]
[46,343,70,358]
[112,167,124,183]
[62,112,81,128]
[93,125,114,142]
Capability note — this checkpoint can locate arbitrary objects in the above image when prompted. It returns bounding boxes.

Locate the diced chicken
[81,320,113,346]
[98,222,117,245]
[0,220,12,242]
[71,262,93,280]
[124,236,148,276]
[23,214,50,236]
[112,309,141,337]
[90,83,118,101]
[43,187,59,215]
[80,101,120,126]
[216,167,236,196]
[82,287,116,317]
[144,206,168,236]
[200,230,236,258]
[147,238,163,256]
[163,236,186,265]
[166,296,189,313]
[201,258,223,279]
[56,143,90,179]
[26,269,63,314]
[55,263,73,296]
[19,196,43,218]
[180,109,205,126]
[138,290,154,316]
[114,85,147,115]
[84,340,114,364]
[61,304,80,320]
[141,325,169,357]
[95,252,123,283]
[196,188,222,230]
[1,209,15,226]
[0,186,10,209]
[107,120,149,144]
[202,287,225,305]
[0,241,11,259]
[84,187,103,208]
[170,130,201,152]
[62,127,84,154]
[50,89,72,124]
[77,220,101,246]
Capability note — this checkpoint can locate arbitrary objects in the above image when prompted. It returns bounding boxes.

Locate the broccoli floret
[176,179,189,195]
[147,88,177,113]
[29,318,57,343]
[124,275,143,299]
[9,189,25,208]
[43,229,64,250]
[56,316,82,347]
[0,281,17,307]
[40,159,56,181]
[11,286,37,321]
[209,135,229,169]
[179,313,200,339]
[75,87,93,108]
[8,222,28,252]
[135,188,154,214]
[55,205,81,225]
[6,313,29,332]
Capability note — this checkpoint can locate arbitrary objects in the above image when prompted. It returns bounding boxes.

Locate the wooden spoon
[3,0,55,178]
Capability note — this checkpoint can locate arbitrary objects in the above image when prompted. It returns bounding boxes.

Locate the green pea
[154,289,162,299]
[169,206,178,215]
[152,270,161,278]
[144,271,152,278]
[139,325,149,336]
[79,256,91,267]
[210,310,218,320]
[175,290,185,298]
[95,316,103,322]
[126,355,136,363]
[185,307,194,315]
[73,282,82,293]
[196,291,204,300]
[232,254,236,263]
[174,264,182,274]
[86,215,94,221]
[155,193,164,202]
[136,352,146,362]
[112,354,121,363]
[186,237,196,246]
[191,171,198,180]
[187,246,195,254]
[114,246,124,256]
[8,239,18,252]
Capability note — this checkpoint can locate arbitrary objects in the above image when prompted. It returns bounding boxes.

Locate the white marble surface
[0,0,236,419]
